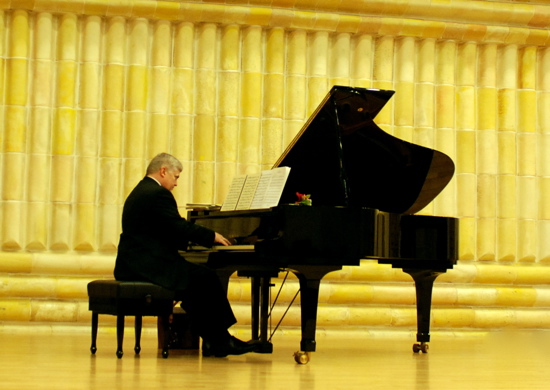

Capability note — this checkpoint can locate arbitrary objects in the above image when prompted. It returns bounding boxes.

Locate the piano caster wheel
[294,351,310,364]
[116,350,124,359]
[413,342,429,353]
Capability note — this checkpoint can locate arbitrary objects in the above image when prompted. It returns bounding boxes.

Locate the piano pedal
[413,342,429,353]
[249,340,273,354]
[293,351,311,364]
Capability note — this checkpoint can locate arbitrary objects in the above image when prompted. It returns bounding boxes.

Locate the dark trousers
[175,261,237,342]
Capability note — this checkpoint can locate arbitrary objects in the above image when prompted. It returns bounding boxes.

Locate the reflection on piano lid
[274,86,455,214]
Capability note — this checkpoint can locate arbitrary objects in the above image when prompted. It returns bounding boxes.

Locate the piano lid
[273,86,455,214]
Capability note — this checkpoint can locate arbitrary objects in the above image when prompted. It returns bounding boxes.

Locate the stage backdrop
[2,0,550,332]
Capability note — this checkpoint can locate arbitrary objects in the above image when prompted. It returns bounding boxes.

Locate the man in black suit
[114,153,256,357]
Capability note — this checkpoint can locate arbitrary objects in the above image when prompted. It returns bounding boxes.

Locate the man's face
[159,167,181,191]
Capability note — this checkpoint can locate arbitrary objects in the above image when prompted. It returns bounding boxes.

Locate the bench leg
[90,312,98,354]
[160,314,170,358]
[134,315,142,355]
[116,315,124,358]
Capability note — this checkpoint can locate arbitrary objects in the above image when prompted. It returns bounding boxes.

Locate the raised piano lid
[273,86,455,215]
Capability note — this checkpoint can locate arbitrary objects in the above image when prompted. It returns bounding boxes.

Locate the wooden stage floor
[1,325,549,389]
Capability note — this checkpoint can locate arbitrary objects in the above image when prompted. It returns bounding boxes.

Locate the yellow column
[27,12,53,251]
[241,25,263,119]
[307,31,329,114]
[538,46,550,262]
[262,28,285,170]
[193,23,217,203]
[455,42,477,260]
[392,36,414,144]
[53,13,78,251]
[216,25,240,203]
[351,34,373,88]
[476,43,498,261]
[285,29,307,146]
[330,32,351,88]
[171,22,195,117]
[415,38,435,133]
[75,15,101,251]
[372,36,394,127]
[435,40,455,131]
[148,20,172,156]
[518,46,539,262]
[99,16,127,251]
[239,26,262,175]
[495,44,518,261]
[171,22,195,206]
[433,41,457,217]
[3,10,30,250]
[414,38,435,158]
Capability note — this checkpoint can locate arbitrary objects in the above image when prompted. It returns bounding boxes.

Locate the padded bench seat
[87,280,175,358]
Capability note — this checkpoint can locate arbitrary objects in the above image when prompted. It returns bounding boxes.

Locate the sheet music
[249,170,274,209]
[250,167,291,209]
[220,175,247,211]
[264,166,291,207]
[235,173,261,210]
[221,167,291,211]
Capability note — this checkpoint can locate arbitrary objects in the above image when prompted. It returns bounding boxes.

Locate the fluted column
[2,10,29,250]
[307,31,330,115]
[455,42,477,260]
[261,28,285,172]
[476,44,498,261]
[393,37,415,143]
[99,16,126,251]
[433,40,457,217]
[372,36,394,127]
[539,46,550,262]
[239,26,263,175]
[284,30,307,145]
[171,22,195,207]
[351,34,373,88]
[25,12,52,251]
[216,25,241,203]
[74,16,101,252]
[192,23,218,204]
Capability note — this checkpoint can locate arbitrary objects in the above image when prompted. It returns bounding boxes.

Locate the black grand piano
[187,86,458,363]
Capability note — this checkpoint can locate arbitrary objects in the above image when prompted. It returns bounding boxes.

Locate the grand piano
[187,86,458,363]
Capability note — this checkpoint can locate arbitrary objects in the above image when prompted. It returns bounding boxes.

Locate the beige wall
[1,0,550,330]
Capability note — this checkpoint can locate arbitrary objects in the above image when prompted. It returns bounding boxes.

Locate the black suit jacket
[114,177,215,290]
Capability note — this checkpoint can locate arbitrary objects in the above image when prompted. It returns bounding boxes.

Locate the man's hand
[214,232,231,246]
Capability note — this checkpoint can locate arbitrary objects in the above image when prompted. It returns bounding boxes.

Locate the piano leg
[249,274,274,353]
[251,276,260,340]
[294,273,320,354]
[403,268,445,353]
[291,265,342,364]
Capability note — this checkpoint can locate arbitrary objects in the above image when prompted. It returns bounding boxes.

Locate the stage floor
[1,325,549,389]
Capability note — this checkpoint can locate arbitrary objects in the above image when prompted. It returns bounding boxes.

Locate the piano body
[187,86,458,363]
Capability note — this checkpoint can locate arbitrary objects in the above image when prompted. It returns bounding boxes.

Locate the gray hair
[146,153,183,175]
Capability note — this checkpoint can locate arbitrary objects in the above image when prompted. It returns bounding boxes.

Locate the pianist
[114,152,257,357]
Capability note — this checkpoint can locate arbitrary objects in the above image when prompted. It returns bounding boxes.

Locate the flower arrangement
[295,192,312,206]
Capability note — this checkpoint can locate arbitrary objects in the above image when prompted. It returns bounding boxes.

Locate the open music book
[221,167,291,211]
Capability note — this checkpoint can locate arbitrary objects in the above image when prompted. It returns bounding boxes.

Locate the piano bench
[87,280,175,359]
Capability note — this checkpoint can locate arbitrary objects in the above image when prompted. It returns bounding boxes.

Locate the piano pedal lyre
[413,342,429,353]
[293,351,311,364]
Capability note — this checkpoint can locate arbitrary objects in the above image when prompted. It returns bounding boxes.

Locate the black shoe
[202,336,257,357]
